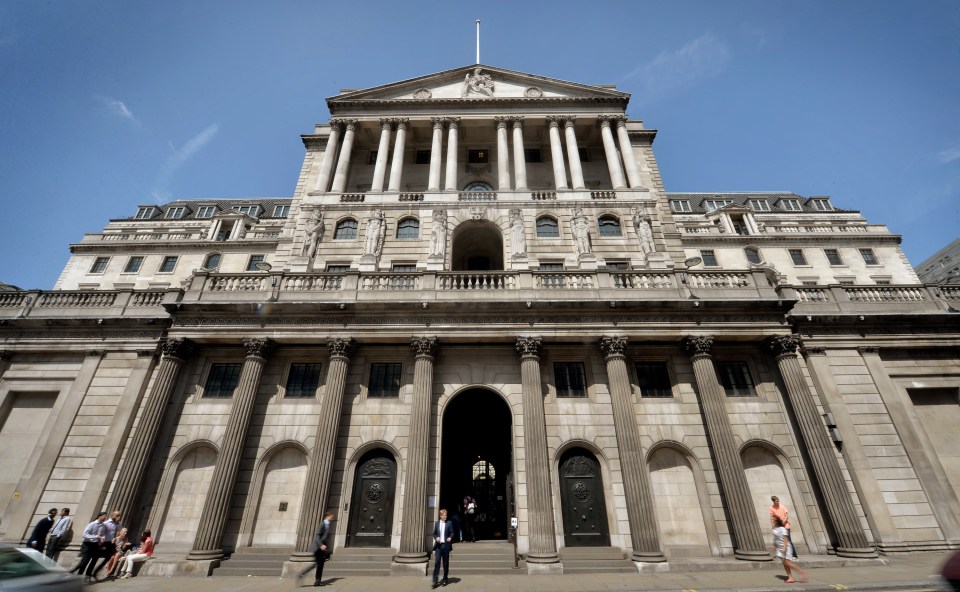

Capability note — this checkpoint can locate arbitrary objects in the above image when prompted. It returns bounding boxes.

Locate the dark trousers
[44,536,62,559]
[94,541,116,575]
[73,541,101,576]
[300,549,328,583]
[432,546,450,583]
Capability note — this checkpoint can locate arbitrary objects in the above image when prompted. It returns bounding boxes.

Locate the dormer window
[670,200,692,213]
[197,206,217,218]
[810,198,832,211]
[165,207,187,220]
[748,199,770,212]
[234,205,259,216]
[780,199,802,211]
[135,207,155,219]
[273,205,290,217]
[704,199,732,212]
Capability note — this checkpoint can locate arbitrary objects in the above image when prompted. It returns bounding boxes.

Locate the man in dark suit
[432,508,454,588]
[300,511,335,587]
[27,508,58,554]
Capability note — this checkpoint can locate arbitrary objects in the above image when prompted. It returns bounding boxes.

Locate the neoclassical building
[1,64,958,577]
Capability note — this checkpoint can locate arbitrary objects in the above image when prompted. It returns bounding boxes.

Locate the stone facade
[1,65,959,576]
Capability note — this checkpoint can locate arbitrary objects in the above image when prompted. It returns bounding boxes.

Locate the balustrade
[844,286,926,302]
[611,272,674,289]
[438,272,515,290]
[458,191,497,202]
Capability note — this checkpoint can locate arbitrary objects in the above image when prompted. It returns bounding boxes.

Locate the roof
[663,192,858,214]
[112,198,293,222]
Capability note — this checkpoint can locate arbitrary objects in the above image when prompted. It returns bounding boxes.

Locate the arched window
[204,253,222,270]
[744,247,762,265]
[396,217,419,239]
[598,215,621,237]
[334,219,358,240]
[536,216,559,238]
[472,459,496,481]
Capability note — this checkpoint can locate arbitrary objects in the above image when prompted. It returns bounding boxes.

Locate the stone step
[215,566,282,577]
[559,546,636,574]
[324,547,394,577]
[214,546,293,577]
[229,546,294,555]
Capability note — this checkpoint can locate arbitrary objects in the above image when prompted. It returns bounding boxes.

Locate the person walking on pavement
[27,508,58,554]
[71,511,107,583]
[93,509,122,579]
[45,508,73,560]
[432,508,454,588]
[773,514,807,583]
[769,496,796,558]
[299,511,335,587]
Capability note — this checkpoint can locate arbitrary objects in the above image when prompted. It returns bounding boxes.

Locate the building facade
[1,65,959,576]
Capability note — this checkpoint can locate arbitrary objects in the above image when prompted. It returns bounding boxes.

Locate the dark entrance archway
[439,388,512,541]
[559,448,611,547]
[451,221,504,271]
[346,449,396,547]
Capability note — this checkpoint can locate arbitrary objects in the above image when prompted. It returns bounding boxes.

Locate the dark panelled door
[346,450,396,547]
[559,450,610,547]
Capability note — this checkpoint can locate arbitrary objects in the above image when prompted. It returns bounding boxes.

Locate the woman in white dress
[773,515,807,583]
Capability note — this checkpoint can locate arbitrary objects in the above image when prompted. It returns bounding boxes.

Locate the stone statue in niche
[364,209,386,257]
[510,209,526,258]
[430,209,447,258]
[301,209,324,259]
[632,208,656,256]
[572,208,592,256]
[461,68,495,97]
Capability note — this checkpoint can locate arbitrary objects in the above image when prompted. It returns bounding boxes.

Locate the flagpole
[476,19,481,64]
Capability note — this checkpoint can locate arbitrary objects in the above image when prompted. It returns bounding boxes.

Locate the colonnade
[312,115,643,194]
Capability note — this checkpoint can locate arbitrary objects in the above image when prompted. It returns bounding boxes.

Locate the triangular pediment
[328,64,629,105]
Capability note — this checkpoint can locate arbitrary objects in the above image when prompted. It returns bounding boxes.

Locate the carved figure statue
[430,209,447,258]
[572,208,592,256]
[365,209,386,256]
[461,68,495,98]
[633,209,656,255]
[301,209,324,259]
[510,209,526,258]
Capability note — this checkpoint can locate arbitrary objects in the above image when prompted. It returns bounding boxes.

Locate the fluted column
[110,339,194,524]
[189,339,272,561]
[512,117,528,190]
[313,121,342,193]
[388,118,409,192]
[563,118,586,190]
[598,117,626,189]
[682,336,770,561]
[428,119,444,191]
[515,337,560,567]
[614,116,642,188]
[546,117,568,190]
[768,336,876,557]
[599,337,665,562]
[444,118,460,191]
[371,119,392,193]
[495,117,511,191]
[292,338,355,558]
[395,338,438,564]
[330,119,357,193]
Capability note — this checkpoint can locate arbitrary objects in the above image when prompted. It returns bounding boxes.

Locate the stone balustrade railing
[438,272,514,290]
[790,284,950,314]
[458,191,497,202]
[0,289,172,319]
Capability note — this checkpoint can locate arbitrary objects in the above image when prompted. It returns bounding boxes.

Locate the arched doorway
[440,389,512,540]
[559,448,610,547]
[451,221,504,271]
[346,449,397,547]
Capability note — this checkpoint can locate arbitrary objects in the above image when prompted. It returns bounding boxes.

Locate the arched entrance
[440,389,512,540]
[451,221,504,271]
[559,448,611,546]
[346,449,397,547]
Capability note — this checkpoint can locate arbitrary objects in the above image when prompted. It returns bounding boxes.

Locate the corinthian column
[512,117,528,190]
[682,336,770,561]
[330,120,358,193]
[563,118,585,190]
[189,339,272,562]
[388,118,409,192]
[371,119,392,193]
[614,116,642,188]
[394,338,438,570]
[768,336,876,558]
[313,121,342,193]
[291,338,355,560]
[495,117,511,191]
[444,118,459,191]
[428,119,444,191]
[110,338,194,524]
[515,337,561,572]
[546,117,568,190]
[598,117,626,189]
[599,337,665,562]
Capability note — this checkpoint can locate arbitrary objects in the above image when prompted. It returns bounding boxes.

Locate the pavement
[80,552,955,592]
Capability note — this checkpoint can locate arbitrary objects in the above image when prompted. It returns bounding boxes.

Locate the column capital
[332,118,357,131]
[328,119,344,132]
[599,336,629,359]
[379,118,394,130]
[494,116,509,129]
[411,337,438,358]
[431,117,445,129]
[515,336,543,359]
[160,337,194,360]
[510,116,525,128]
[613,114,629,125]
[682,335,714,358]
[328,337,356,359]
[243,338,272,359]
[597,115,614,128]
[767,335,801,358]
[394,118,410,130]
[545,116,564,129]
[563,116,577,128]
[445,117,460,128]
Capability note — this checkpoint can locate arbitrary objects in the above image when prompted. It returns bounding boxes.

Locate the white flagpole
[476,19,481,64]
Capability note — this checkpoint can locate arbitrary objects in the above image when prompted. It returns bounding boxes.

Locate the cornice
[679,234,903,246]
[70,239,280,254]
[329,96,629,112]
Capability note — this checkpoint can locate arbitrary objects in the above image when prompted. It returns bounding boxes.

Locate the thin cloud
[153,123,220,195]
[937,143,960,164]
[96,95,141,126]
[625,33,732,104]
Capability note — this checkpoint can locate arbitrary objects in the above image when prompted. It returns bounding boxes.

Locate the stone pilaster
[614,116,642,189]
[291,338,355,561]
[330,119,357,193]
[444,118,460,191]
[313,121,342,193]
[515,337,561,573]
[768,336,876,558]
[388,119,409,192]
[371,119,392,192]
[188,338,272,562]
[682,336,771,561]
[110,338,194,526]
[598,117,626,189]
[563,117,585,190]
[393,338,438,573]
[546,117,568,190]
[598,337,665,562]
[511,117,528,190]
[495,117,511,191]
[428,119,444,191]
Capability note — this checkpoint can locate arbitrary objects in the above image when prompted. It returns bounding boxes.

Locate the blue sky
[2,0,958,289]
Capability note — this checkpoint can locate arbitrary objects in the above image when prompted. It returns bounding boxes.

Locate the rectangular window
[326,264,350,273]
[539,263,564,271]
[415,150,431,165]
[89,257,109,274]
[524,148,542,163]
[810,198,832,211]
[159,256,178,273]
[234,205,259,216]
[717,361,756,397]
[824,249,843,266]
[205,363,243,398]
[368,363,402,397]
[123,256,143,273]
[135,207,155,219]
[247,255,265,271]
[273,205,290,217]
[780,199,802,211]
[748,199,770,212]
[468,149,489,164]
[636,362,672,397]
[554,362,587,398]
[670,200,692,213]
[859,248,879,265]
[391,264,417,272]
[789,249,808,266]
[285,363,322,398]
[700,250,718,267]
[196,206,217,218]
[704,199,732,212]
[744,248,761,264]
[604,261,629,270]
[165,207,186,219]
